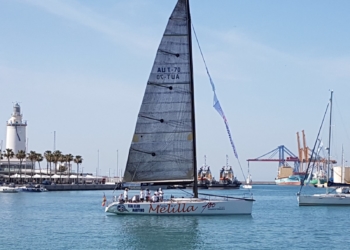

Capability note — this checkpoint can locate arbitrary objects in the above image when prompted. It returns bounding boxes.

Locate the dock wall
[45,184,117,191]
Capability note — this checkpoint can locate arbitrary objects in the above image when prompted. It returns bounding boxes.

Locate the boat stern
[105,202,129,214]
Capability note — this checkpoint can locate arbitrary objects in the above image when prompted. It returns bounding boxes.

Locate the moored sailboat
[297,91,350,206]
[105,0,254,215]
[242,162,252,189]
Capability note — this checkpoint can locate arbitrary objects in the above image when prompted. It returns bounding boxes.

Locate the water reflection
[107,215,201,249]
[105,213,252,249]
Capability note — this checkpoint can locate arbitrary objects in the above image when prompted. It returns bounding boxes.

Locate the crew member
[124,188,129,202]
[154,191,159,202]
[151,193,157,202]
[132,195,138,203]
[118,193,124,203]
[158,188,164,202]
[140,189,145,202]
[146,189,151,202]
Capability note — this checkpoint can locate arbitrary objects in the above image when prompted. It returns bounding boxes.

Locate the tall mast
[186,0,198,198]
[342,145,344,184]
[327,90,333,190]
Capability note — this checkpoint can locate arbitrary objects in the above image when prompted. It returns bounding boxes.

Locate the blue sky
[1,0,350,181]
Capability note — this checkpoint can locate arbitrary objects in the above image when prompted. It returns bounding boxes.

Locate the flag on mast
[213,93,239,159]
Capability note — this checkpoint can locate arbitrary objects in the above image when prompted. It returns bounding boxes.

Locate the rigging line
[192,23,247,183]
[305,139,323,185]
[298,103,329,194]
[179,187,195,197]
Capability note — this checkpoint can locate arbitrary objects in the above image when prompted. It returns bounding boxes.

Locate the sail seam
[131,148,156,156]
[139,115,164,123]
[158,49,180,57]
[132,131,192,135]
[164,34,187,37]
[147,82,173,90]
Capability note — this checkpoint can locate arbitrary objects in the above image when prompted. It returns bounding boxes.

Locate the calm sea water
[0,185,349,250]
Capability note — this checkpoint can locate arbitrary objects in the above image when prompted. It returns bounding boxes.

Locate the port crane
[296,130,336,173]
[247,145,300,172]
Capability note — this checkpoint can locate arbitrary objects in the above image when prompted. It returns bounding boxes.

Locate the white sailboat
[242,162,252,189]
[297,90,350,206]
[105,0,254,215]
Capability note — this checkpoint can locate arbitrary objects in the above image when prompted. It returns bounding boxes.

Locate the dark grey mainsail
[123,0,196,184]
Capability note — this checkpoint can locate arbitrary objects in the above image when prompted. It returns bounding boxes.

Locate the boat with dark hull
[209,156,241,189]
[197,156,213,189]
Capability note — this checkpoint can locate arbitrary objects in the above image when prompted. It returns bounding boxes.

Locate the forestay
[123,0,194,183]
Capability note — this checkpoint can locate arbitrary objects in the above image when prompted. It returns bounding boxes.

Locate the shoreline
[44,184,117,191]
[43,181,276,191]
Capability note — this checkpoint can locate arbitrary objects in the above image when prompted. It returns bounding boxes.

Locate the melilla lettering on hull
[149,203,198,214]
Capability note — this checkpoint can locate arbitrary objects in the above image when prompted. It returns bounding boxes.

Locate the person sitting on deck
[118,193,124,203]
[132,195,139,203]
[140,189,145,202]
[151,193,158,202]
[124,188,129,202]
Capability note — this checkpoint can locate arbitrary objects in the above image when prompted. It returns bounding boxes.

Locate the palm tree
[44,151,53,176]
[3,149,14,182]
[74,155,83,184]
[16,150,26,184]
[26,151,37,180]
[65,154,74,183]
[58,154,67,184]
[53,150,62,175]
[36,153,44,179]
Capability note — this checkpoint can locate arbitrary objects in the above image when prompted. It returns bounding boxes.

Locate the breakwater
[44,181,275,191]
[245,181,276,185]
[45,184,116,191]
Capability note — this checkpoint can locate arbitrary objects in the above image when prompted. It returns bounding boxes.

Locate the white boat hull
[298,194,350,206]
[105,198,253,215]
[242,185,252,189]
[0,187,19,193]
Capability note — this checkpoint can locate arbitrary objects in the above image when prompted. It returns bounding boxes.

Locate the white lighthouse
[6,103,27,154]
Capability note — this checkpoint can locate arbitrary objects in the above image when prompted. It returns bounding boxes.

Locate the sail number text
[156,67,181,80]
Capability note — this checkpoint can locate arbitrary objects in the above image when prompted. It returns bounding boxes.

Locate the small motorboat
[17,184,48,192]
[0,183,19,193]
